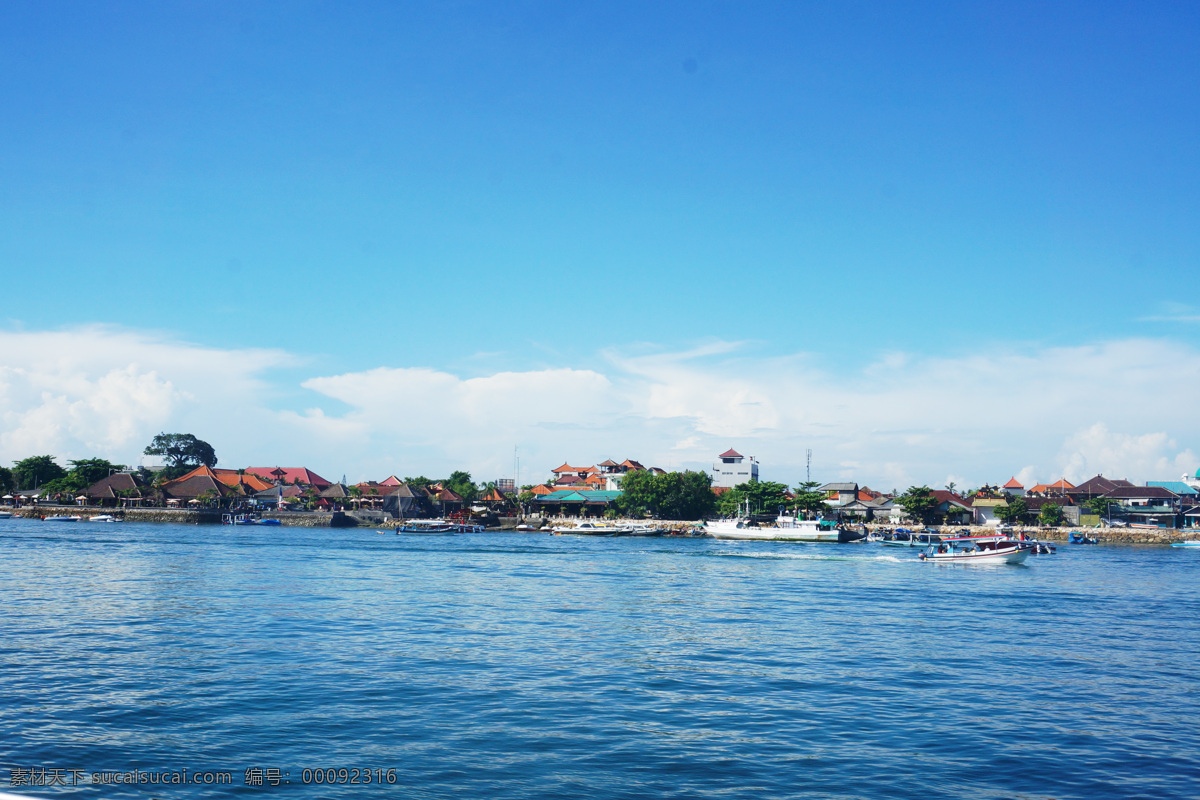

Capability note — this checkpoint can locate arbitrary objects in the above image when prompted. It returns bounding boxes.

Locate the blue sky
[3,1,1199,489]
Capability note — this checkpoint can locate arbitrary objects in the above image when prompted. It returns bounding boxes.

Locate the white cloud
[2,327,1198,490]
[0,326,291,470]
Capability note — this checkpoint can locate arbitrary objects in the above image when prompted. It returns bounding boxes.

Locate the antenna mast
[806,449,812,483]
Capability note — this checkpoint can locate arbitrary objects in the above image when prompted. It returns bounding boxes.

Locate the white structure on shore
[711,448,758,489]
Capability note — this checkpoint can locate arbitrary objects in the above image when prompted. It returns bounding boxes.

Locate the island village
[3,440,1200,541]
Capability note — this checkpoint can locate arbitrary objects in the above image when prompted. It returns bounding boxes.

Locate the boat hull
[705,521,841,542]
[921,547,1029,565]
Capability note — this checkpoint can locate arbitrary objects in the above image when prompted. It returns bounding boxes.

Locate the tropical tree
[617,470,716,520]
[12,455,67,489]
[1038,503,1064,527]
[1083,496,1113,518]
[0,466,14,495]
[896,486,940,526]
[717,480,791,517]
[792,481,831,518]
[442,470,479,503]
[143,433,217,480]
[994,497,1028,525]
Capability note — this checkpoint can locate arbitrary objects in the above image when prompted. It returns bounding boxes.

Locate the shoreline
[6,506,1200,544]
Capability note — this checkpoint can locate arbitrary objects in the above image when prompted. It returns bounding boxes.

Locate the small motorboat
[919,535,1030,565]
[48,515,83,522]
[87,514,119,522]
[552,522,617,535]
[1171,541,1200,548]
[1068,532,1099,544]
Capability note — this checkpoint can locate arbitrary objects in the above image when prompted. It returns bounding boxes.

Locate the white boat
[552,522,617,535]
[919,535,1029,565]
[1171,541,1200,548]
[705,515,845,542]
[396,519,458,534]
[87,514,119,522]
[0,511,14,519]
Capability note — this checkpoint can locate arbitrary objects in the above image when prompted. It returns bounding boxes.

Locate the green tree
[792,481,831,518]
[617,470,716,520]
[896,486,940,526]
[13,455,67,489]
[717,481,791,517]
[67,458,127,486]
[1038,502,1064,527]
[404,476,433,489]
[143,433,218,470]
[0,466,13,494]
[1083,496,1112,517]
[442,470,478,503]
[994,497,1028,525]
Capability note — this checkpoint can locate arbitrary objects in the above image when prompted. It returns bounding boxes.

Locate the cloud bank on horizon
[1,327,1195,491]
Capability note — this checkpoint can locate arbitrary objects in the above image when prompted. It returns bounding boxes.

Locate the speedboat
[552,522,616,535]
[705,515,846,542]
[1068,532,1098,544]
[919,535,1029,565]
[397,519,458,533]
[48,515,82,522]
[87,514,119,522]
[1171,541,1200,548]
[0,510,14,519]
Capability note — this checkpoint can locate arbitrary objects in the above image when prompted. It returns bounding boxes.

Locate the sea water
[2,520,1198,799]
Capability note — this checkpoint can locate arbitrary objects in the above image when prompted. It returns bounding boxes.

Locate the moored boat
[1171,540,1200,548]
[705,515,846,542]
[552,522,617,535]
[87,514,119,522]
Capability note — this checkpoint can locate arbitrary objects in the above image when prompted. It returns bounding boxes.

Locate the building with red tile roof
[244,467,332,488]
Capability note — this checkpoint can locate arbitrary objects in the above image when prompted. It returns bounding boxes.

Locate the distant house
[244,467,332,488]
[161,466,240,506]
[819,483,859,506]
[535,489,623,517]
[84,472,148,507]
[710,448,759,489]
[1066,475,1136,502]
[1028,479,1075,496]
[930,490,973,524]
[1002,478,1024,497]
[1101,486,1181,528]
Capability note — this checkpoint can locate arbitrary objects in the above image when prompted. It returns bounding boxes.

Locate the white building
[711,448,759,489]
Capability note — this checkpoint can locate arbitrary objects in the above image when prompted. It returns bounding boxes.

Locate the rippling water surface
[2,520,1198,799]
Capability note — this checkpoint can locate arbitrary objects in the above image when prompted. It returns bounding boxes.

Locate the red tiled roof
[930,490,971,508]
[555,475,584,485]
[551,463,579,474]
[719,448,743,459]
[531,484,555,495]
[620,459,645,470]
[244,467,332,487]
[1003,477,1023,489]
[598,459,619,467]
[380,475,404,486]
